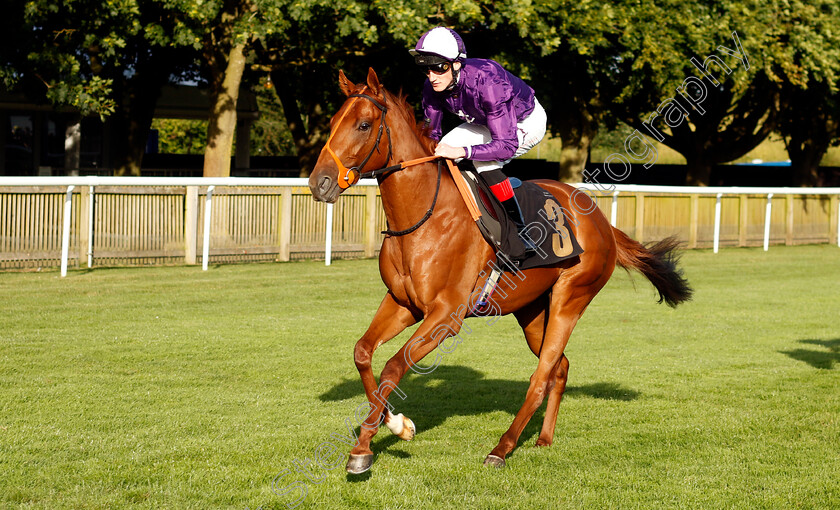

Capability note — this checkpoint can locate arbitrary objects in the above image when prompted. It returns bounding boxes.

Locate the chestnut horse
[308,68,692,473]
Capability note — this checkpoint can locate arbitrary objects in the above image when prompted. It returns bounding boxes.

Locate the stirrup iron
[473,266,502,313]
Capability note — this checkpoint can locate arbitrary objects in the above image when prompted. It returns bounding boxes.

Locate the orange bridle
[324,92,443,188]
[321,91,486,236]
[324,93,394,189]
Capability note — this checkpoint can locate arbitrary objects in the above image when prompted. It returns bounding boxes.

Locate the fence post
[830,194,839,247]
[185,186,198,265]
[325,202,334,266]
[60,185,75,277]
[713,193,722,254]
[763,193,773,251]
[739,194,748,247]
[785,194,794,246]
[202,186,214,271]
[689,194,699,249]
[364,187,378,257]
[87,186,94,267]
[78,186,90,266]
[610,190,619,227]
[278,187,292,262]
[634,193,645,242]
[836,194,840,247]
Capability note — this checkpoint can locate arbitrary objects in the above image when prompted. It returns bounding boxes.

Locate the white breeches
[439,98,547,172]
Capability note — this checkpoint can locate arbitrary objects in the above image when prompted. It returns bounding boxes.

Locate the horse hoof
[346,454,374,474]
[385,413,416,441]
[483,454,506,468]
[397,416,415,441]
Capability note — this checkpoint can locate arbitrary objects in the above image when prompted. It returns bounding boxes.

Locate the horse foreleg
[348,302,464,473]
[347,293,419,467]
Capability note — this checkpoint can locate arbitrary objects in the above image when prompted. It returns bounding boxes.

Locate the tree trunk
[781,84,836,187]
[554,111,596,182]
[684,157,714,186]
[558,135,592,182]
[111,53,170,176]
[788,138,828,187]
[270,69,329,177]
[111,85,162,176]
[203,41,247,178]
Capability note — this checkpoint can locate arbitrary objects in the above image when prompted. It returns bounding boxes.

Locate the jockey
[410,26,547,252]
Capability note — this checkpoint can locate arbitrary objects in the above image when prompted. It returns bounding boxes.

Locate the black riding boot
[500,194,538,254]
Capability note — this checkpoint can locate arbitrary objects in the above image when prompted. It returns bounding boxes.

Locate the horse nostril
[318,176,332,195]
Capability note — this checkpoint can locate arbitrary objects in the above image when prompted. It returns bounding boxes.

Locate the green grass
[2,245,839,509]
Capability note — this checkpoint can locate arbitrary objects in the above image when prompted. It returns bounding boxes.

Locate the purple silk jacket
[422,58,536,162]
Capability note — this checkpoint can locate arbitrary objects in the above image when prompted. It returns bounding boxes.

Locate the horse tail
[612,227,693,307]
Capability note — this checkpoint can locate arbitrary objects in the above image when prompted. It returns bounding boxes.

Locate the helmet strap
[445,61,462,92]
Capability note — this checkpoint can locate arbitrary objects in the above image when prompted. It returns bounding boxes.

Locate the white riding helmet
[409,27,467,65]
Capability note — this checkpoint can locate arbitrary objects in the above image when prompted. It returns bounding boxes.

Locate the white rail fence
[0,177,838,277]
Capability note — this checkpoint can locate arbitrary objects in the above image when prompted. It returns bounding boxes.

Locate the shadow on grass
[781,338,840,370]
[321,364,640,468]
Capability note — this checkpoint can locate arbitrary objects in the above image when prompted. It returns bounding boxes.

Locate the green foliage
[13,0,142,116]
[150,81,296,157]
[251,80,296,156]
[4,0,840,180]
[151,118,208,155]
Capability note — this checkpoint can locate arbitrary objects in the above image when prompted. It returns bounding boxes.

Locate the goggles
[422,62,452,76]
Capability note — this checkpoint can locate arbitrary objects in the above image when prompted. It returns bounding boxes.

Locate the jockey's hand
[434,143,467,160]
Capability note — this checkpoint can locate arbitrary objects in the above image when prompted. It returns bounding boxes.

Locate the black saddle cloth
[460,170,583,270]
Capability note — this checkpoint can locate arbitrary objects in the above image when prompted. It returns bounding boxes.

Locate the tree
[349,0,635,181]
[154,0,263,177]
[779,81,839,186]
[490,0,637,181]
[3,0,200,175]
[8,0,837,186]
[255,0,416,176]
[768,0,840,185]
[605,0,840,186]
[598,1,780,185]
[250,80,296,157]
[108,3,197,175]
[255,0,632,180]
[1,0,120,119]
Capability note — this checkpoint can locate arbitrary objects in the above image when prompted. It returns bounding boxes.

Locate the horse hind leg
[486,283,594,468]
[514,294,550,358]
[513,298,570,448]
[535,354,569,447]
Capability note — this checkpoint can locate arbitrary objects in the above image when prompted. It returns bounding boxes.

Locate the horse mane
[382,88,437,155]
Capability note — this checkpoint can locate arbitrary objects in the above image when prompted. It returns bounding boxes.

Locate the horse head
[309,68,392,203]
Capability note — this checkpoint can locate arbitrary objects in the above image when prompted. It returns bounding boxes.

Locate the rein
[327,91,444,236]
[359,155,439,180]
[380,159,443,237]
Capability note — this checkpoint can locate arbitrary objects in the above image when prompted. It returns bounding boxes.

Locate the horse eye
[358,122,371,132]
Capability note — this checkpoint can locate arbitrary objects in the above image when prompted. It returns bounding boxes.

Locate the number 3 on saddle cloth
[455,164,584,270]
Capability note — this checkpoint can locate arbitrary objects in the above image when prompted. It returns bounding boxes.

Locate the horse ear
[338,70,355,97]
[366,67,381,95]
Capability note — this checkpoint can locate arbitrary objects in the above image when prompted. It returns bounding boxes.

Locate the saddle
[448,162,583,270]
